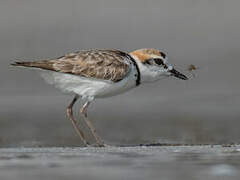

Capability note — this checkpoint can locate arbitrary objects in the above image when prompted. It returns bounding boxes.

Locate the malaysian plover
[12,49,188,147]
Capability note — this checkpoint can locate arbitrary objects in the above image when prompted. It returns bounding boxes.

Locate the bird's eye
[154,58,164,65]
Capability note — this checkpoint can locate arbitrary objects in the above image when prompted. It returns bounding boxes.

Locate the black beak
[169,68,188,80]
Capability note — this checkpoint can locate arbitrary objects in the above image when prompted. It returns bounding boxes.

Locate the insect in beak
[169,68,188,80]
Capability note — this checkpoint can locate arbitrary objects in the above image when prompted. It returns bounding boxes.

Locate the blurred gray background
[1,0,239,147]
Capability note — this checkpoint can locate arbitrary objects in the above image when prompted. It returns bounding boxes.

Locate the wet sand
[0,145,240,180]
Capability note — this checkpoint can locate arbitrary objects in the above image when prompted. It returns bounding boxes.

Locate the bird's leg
[80,100,105,147]
[67,95,89,146]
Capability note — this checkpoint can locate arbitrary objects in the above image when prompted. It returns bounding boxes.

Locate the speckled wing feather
[12,49,131,82]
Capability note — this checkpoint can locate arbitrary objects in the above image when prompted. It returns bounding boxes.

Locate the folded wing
[12,49,131,82]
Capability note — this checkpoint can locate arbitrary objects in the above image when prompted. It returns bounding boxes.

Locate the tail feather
[11,61,54,71]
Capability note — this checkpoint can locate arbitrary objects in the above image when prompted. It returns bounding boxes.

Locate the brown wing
[13,49,131,82]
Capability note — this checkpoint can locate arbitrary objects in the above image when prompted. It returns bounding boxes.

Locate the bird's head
[130,48,188,83]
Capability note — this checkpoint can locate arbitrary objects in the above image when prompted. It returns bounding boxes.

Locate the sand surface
[0,145,240,180]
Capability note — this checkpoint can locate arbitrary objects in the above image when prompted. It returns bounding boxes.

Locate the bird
[11,48,188,147]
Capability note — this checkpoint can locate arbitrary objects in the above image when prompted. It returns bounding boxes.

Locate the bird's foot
[88,143,109,148]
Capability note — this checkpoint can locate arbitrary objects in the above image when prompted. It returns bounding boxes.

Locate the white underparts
[40,63,138,98]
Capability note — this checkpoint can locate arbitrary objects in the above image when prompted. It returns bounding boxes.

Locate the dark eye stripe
[160,52,166,58]
[154,58,164,65]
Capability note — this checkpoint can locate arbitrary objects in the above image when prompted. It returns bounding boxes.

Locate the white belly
[40,66,138,98]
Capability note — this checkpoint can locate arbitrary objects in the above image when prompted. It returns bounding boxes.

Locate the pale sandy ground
[0,145,240,180]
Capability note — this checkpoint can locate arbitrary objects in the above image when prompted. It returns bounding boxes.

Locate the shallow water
[0,145,240,180]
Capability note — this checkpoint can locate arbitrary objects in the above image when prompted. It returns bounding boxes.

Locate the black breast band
[116,51,141,86]
[127,54,141,86]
